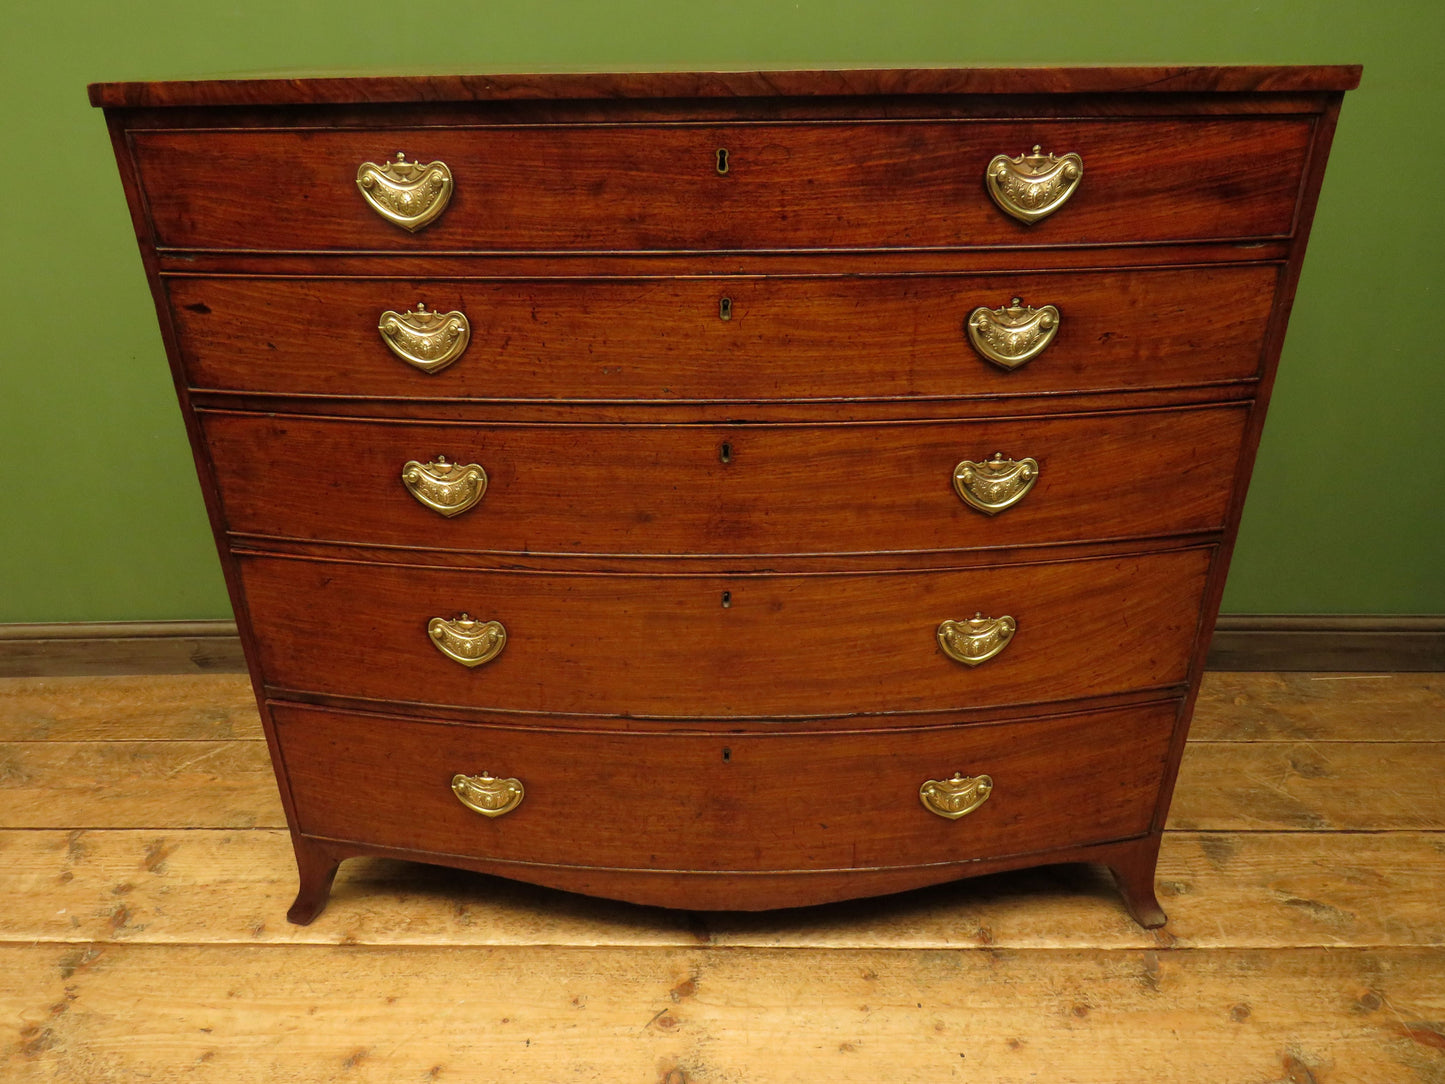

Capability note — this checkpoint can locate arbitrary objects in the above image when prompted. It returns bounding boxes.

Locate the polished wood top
[88,65,1362,109]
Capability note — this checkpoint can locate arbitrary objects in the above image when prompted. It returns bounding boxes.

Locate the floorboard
[3,944,1442,1083]
[1,671,1442,1082]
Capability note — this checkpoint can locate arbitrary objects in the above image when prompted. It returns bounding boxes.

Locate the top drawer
[131,118,1313,252]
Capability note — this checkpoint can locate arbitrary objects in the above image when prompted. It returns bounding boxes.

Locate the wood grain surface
[237,547,1211,716]
[1191,672,1445,741]
[4,944,1439,1082]
[9,671,1437,744]
[88,65,1363,109]
[0,675,260,740]
[271,700,1175,875]
[8,730,1443,834]
[201,405,1248,556]
[133,118,1312,252]
[168,266,1278,401]
[2,670,1440,1082]
[4,828,1442,949]
[82,68,1376,1021]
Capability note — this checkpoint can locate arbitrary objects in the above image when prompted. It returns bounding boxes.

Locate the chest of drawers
[92,66,1357,927]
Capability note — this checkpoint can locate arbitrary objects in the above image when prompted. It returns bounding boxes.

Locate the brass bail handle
[356,151,454,231]
[378,301,471,374]
[402,455,488,517]
[953,453,1039,515]
[919,773,994,820]
[985,145,1083,224]
[966,297,1060,371]
[451,772,525,818]
[428,614,507,668]
[937,613,1016,667]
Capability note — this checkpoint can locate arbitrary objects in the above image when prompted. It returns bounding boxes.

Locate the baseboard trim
[0,620,245,677]
[0,615,1441,677]
[1205,615,1445,671]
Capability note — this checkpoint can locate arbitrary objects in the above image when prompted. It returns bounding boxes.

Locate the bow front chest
[92,66,1358,926]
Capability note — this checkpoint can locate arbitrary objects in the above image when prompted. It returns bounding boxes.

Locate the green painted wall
[1,0,1440,622]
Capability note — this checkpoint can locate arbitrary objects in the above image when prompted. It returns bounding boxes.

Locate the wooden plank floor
[1,673,1442,1082]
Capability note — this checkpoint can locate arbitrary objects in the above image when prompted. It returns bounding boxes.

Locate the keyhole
[716,148,730,175]
[719,296,732,321]
[719,442,732,464]
[721,590,732,608]
[722,747,732,762]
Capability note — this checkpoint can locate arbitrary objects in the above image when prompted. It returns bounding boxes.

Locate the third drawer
[204,404,1249,555]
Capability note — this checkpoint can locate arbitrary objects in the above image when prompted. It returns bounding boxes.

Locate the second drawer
[204,405,1248,555]
[170,266,1278,401]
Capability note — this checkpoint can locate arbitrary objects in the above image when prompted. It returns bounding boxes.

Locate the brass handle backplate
[966,297,1060,370]
[985,145,1083,224]
[378,303,471,374]
[937,613,1016,667]
[954,453,1038,515]
[403,455,488,517]
[451,772,525,818]
[428,614,506,668]
[919,773,994,820]
[356,153,453,231]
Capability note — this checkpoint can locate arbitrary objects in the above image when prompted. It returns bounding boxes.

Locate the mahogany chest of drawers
[92,66,1358,927]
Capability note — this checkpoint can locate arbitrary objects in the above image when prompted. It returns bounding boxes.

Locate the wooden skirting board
[0,621,246,678]
[0,615,1441,677]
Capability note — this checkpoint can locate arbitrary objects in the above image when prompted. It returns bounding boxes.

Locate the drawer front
[273,700,1177,872]
[134,119,1311,251]
[204,406,1248,555]
[240,548,1211,716]
[169,265,1277,400]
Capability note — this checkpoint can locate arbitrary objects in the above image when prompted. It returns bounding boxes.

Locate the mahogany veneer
[93,66,1358,927]
[273,701,1178,883]
[168,266,1279,401]
[132,118,1310,251]
[201,407,1247,555]
[239,548,1210,717]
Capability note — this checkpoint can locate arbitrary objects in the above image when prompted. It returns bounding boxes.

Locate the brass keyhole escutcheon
[721,590,732,608]
[716,147,730,174]
[719,296,733,321]
[719,442,732,464]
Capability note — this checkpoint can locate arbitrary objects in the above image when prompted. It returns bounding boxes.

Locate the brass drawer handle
[953,453,1038,515]
[937,613,1016,667]
[403,456,488,518]
[451,772,525,818]
[985,145,1082,224]
[378,303,471,374]
[428,614,506,668]
[919,773,994,820]
[966,297,1060,371]
[356,153,453,231]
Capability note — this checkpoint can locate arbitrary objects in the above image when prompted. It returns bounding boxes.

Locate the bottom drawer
[273,701,1178,874]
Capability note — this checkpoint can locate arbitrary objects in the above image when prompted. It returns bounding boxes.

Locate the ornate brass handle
[966,298,1060,371]
[919,773,994,820]
[402,456,488,518]
[451,772,525,818]
[985,145,1083,224]
[356,152,453,231]
[378,303,471,374]
[953,453,1038,515]
[428,614,506,668]
[937,613,1016,667]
